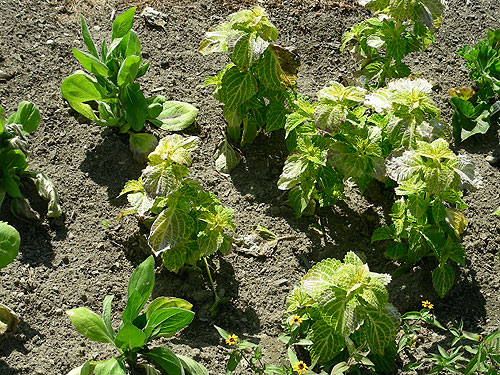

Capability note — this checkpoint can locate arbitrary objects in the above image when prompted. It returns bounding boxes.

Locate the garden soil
[1,0,500,374]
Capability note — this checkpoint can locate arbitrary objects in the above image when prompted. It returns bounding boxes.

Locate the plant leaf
[144,307,194,339]
[127,255,155,317]
[214,139,241,173]
[112,7,136,40]
[0,221,20,268]
[114,321,146,350]
[219,66,258,110]
[310,319,345,364]
[61,74,106,102]
[178,355,209,375]
[6,101,40,133]
[432,263,455,298]
[73,48,110,77]
[151,101,198,131]
[66,307,114,344]
[143,347,184,375]
[94,358,126,375]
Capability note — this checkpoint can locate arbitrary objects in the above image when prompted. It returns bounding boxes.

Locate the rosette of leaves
[118,135,235,272]
[66,256,208,375]
[450,29,500,142]
[0,221,20,336]
[341,0,445,87]
[199,7,300,172]
[285,252,399,373]
[0,102,61,220]
[61,8,198,159]
[365,77,446,148]
[372,139,480,297]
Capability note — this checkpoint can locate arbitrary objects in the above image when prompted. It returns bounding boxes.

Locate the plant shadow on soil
[79,127,144,202]
[0,322,42,375]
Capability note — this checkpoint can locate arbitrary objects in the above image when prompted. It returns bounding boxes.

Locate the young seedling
[61,7,198,159]
[119,135,235,315]
[199,6,300,173]
[66,256,208,375]
[0,102,61,220]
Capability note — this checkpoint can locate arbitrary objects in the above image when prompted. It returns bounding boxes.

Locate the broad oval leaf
[148,203,195,256]
[94,358,126,375]
[61,74,105,102]
[145,297,193,319]
[219,66,258,110]
[151,101,199,131]
[112,7,136,40]
[214,139,241,174]
[145,307,194,339]
[432,263,455,298]
[6,101,40,133]
[66,307,114,344]
[114,321,146,350]
[0,221,20,268]
[310,320,345,364]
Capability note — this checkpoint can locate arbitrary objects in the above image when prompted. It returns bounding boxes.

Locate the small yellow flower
[422,300,434,309]
[478,334,483,342]
[289,315,303,326]
[225,334,238,346]
[292,361,308,375]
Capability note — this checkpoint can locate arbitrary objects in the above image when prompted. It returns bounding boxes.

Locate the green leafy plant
[278,77,446,217]
[199,6,300,171]
[215,325,317,375]
[450,29,500,142]
[427,325,500,374]
[0,102,61,220]
[372,138,480,297]
[61,7,198,158]
[66,256,207,375]
[285,252,399,374]
[341,0,445,87]
[119,134,235,312]
[0,221,20,336]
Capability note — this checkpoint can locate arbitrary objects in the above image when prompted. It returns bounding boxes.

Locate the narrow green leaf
[127,255,155,313]
[73,48,110,77]
[126,30,141,56]
[145,297,192,319]
[178,355,209,375]
[102,295,114,340]
[80,15,99,57]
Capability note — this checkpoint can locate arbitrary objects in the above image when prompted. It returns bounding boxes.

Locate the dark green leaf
[144,307,194,339]
[219,66,258,110]
[127,255,155,315]
[143,347,184,375]
[121,83,148,131]
[432,263,455,298]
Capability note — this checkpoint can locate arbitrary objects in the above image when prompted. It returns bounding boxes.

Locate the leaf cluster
[66,256,207,375]
[0,221,20,269]
[61,8,198,156]
[285,252,399,373]
[0,102,61,220]
[119,135,235,272]
[372,139,480,297]
[278,78,447,217]
[341,0,445,87]
[450,29,500,142]
[199,7,300,150]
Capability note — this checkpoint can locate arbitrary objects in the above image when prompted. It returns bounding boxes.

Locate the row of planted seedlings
[1,1,500,374]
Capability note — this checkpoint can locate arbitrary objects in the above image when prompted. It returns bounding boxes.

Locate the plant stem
[203,256,219,301]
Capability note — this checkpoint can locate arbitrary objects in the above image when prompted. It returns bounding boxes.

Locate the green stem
[203,257,219,301]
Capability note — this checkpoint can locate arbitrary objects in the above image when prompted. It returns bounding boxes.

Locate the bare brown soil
[0,0,499,374]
